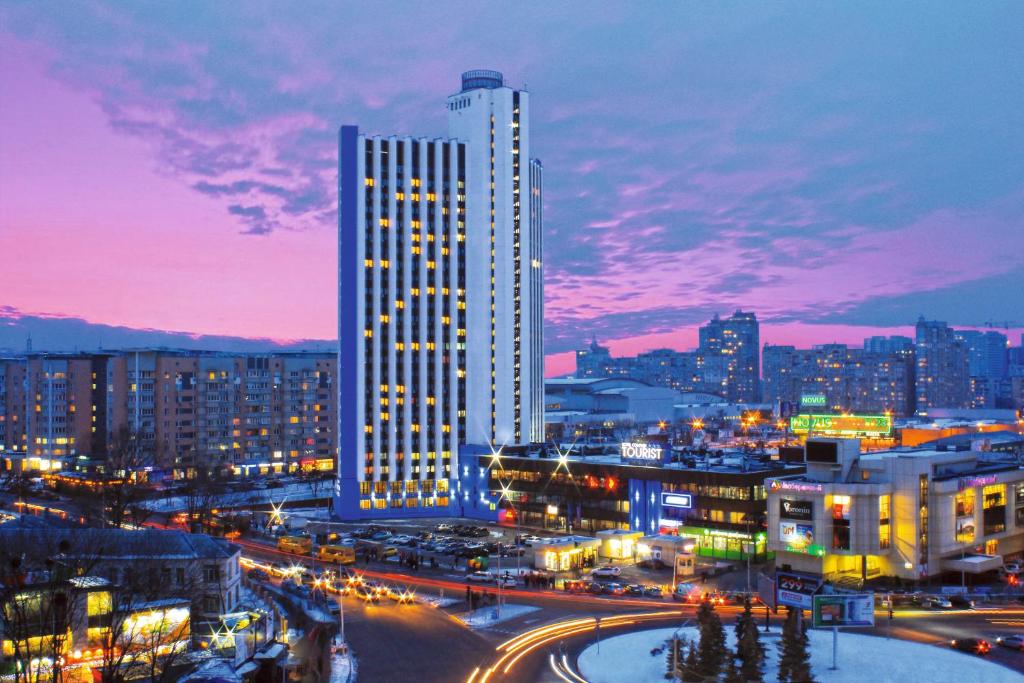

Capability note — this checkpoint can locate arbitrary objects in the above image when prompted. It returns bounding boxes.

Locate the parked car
[353,585,381,603]
[643,585,663,598]
[466,571,493,583]
[625,584,645,596]
[521,535,543,546]
[601,583,626,596]
[246,568,270,581]
[948,594,974,609]
[436,523,454,533]
[496,575,518,588]
[996,635,1024,650]
[923,596,952,609]
[591,565,622,578]
[950,638,991,655]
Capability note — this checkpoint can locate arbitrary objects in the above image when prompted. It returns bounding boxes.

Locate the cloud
[1,2,1022,351]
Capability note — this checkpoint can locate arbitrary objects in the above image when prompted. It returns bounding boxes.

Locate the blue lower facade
[628,478,663,534]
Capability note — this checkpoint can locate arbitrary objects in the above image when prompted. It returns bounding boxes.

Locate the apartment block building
[0,350,336,476]
[762,343,915,416]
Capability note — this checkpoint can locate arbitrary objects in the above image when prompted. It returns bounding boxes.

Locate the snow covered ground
[578,626,1022,683]
[417,594,461,608]
[330,650,356,682]
[455,603,540,629]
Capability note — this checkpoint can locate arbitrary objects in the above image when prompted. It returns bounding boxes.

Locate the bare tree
[181,467,225,534]
[100,426,154,529]
[0,529,106,683]
[93,549,199,683]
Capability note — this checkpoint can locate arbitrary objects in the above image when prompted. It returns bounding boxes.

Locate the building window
[879,495,891,550]
[831,495,851,550]
[955,488,975,543]
[983,483,1007,536]
[1015,483,1024,526]
[918,475,928,565]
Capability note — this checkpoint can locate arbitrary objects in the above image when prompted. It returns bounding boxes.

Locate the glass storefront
[672,525,769,561]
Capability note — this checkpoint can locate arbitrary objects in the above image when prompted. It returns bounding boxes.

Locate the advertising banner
[779,522,814,549]
[776,571,823,610]
[812,593,875,628]
[780,499,813,521]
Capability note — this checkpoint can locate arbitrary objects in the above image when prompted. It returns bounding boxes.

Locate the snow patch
[455,604,540,629]
[578,626,1021,683]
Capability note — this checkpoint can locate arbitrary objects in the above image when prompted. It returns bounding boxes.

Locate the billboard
[621,442,666,467]
[805,440,838,464]
[780,499,813,521]
[779,522,814,550]
[776,571,823,610]
[800,394,827,407]
[790,414,893,437]
[812,594,875,628]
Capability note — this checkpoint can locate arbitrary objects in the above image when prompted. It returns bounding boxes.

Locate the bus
[278,536,313,555]
[317,545,356,565]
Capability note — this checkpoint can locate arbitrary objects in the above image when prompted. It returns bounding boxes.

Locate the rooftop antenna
[25,334,32,353]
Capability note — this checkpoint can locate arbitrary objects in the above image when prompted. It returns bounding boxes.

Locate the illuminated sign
[812,594,875,628]
[780,499,813,521]
[957,475,998,491]
[621,442,665,466]
[789,414,893,437]
[780,522,814,549]
[768,479,824,493]
[800,394,827,406]
[776,571,823,610]
[661,492,693,509]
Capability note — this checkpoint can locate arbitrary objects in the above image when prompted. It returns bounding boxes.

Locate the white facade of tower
[447,70,542,448]
[337,129,465,517]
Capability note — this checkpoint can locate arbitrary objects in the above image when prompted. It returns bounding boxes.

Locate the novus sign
[621,442,666,467]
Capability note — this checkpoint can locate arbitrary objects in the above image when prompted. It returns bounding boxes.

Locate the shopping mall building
[766,438,1024,583]
[457,442,805,562]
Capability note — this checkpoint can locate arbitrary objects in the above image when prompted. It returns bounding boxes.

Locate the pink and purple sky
[1,3,1022,376]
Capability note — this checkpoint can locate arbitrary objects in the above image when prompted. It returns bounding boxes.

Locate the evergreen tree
[681,641,702,683]
[777,607,794,682]
[667,636,683,680]
[696,601,728,679]
[737,598,766,681]
[789,614,814,683]
[724,655,744,683]
[777,607,814,683]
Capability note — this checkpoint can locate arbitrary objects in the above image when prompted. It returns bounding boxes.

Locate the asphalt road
[339,596,489,683]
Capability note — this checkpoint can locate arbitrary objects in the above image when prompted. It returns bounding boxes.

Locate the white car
[496,575,518,588]
[521,535,543,546]
[466,571,493,583]
[591,566,622,578]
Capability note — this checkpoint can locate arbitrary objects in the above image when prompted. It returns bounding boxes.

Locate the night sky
[2,3,1022,374]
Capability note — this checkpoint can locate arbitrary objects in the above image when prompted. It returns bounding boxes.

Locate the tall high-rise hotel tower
[336,71,543,518]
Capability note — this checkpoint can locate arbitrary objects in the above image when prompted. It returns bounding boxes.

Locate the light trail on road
[475,610,685,682]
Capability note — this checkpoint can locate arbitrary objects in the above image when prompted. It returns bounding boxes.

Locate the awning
[234,661,259,676]
[254,642,287,660]
[941,553,1003,574]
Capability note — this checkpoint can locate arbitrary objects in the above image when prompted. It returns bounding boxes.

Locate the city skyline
[3,4,1023,377]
